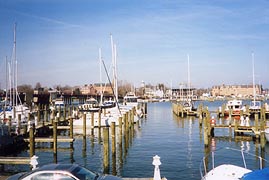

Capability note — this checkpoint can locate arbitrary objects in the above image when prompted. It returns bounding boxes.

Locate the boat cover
[242,168,269,180]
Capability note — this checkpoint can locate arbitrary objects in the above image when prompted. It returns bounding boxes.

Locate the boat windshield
[250,101,261,107]
[124,97,137,103]
[72,166,98,180]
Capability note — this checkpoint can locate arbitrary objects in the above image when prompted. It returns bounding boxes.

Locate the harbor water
[2,101,269,180]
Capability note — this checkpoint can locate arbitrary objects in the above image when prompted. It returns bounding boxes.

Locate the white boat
[200,147,269,180]
[49,98,65,111]
[249,100,261,112]
[222,99,244,116]
[78,97,100,112]
[123,92,144,119]
[73,112,111,134]
[123,92,138,106]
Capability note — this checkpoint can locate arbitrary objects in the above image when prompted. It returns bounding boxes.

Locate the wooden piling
[103,127,109,174]
[29,125,35,157]
[17,114,21,134]
[37,104,41,123]
[111,122,116,175]
[83,113,86,136]
[98,109,101,128]
[91,112,94,131]
[53,118,58,163]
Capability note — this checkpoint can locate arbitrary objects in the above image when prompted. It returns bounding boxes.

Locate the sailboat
[249,52,261,114]
[0,24,30,126]
[181,54,197,115]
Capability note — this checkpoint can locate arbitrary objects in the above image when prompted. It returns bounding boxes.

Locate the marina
[0,101,269,179]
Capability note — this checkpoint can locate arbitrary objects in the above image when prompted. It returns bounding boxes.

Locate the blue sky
[0,0,269,89]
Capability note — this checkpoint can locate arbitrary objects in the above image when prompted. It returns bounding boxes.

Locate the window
[31,172,75,180]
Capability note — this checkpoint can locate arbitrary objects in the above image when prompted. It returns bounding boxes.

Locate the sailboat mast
[13,23,17,107]
[99,48,103,105]
[252,52,256,103]
[110,34,118,102]
[187,54,191,100]
[114,44,118,102]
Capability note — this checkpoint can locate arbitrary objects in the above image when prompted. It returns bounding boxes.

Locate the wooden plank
[24,137,74,143]
[0,157,30,165]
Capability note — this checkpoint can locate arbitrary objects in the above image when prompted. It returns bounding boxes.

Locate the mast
[252,52,256,104]
[114,44,118,101]
[99,48,103,105]
[187,54,191,101]
[12,23,17,107]
[110,34,118,102]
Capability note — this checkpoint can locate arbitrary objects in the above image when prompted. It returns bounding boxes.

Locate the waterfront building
[211,84,262,98]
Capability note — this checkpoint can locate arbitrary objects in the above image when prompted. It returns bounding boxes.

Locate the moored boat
[200,147,269,180]
[223,99,244,117]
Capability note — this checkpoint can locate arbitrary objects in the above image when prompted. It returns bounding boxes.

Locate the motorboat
[200,147,269,180]
[249,100,261,113]
[123,92,138,106]
[79,98,100,112]
[223,99,244,116]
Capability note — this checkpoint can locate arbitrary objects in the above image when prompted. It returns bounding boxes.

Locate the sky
[0,0,269,89]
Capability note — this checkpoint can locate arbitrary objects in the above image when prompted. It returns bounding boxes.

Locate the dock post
[8,116,12,134]
[203,115,209,147]
[17,114,21,135]
[51,109,55,124]
[111,122,116,175]
[37,104,41,123]
[53,117,58,163]
[103,127,110,174]
[234,118,239,136]
[83,113,86,137]
[44,105,48,123]
[255,113,259,139]
[98,109,101,128]
[221,104,225,117]
[91,112,94,135]
[260,114,266,148]
[29,125,35,157]
[63,105,66,121]
[69,116,74,147]
[144,102,147,117]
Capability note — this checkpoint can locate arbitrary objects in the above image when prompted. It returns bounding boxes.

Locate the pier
[0,102,149,178]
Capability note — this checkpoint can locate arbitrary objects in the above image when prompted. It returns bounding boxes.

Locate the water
[3,101,269,180]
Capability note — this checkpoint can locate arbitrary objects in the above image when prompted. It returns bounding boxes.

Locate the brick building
[211,84,262,97]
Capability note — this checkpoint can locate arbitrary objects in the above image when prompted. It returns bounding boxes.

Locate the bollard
[152,155,162,180]
[30,155,39,170]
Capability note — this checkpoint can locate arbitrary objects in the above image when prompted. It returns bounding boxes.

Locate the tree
[35,82,42,90]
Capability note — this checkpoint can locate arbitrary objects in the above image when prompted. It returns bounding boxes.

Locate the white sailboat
[181,54,196,113]
[249,52,261,113]
[0,24,30,126]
